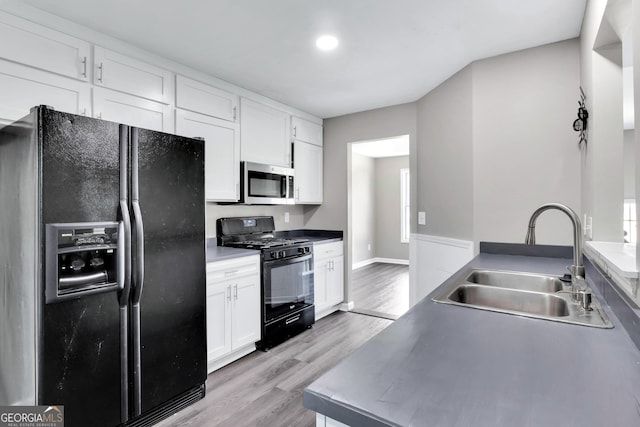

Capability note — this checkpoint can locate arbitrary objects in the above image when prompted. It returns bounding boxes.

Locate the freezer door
[39,108,123,427]
[132,128,206,414]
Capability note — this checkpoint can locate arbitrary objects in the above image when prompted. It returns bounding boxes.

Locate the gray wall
[472,38,581,246]
[375,156,410,260]
[416,65,474,240]
[305,103,418,302]
[206,204,305,237]
[415,39,581,249]
[352,153,376,264]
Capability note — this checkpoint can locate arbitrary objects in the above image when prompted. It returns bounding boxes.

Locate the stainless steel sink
[449,284,570,317]
[432,269,613,328]
[465,269,564,293]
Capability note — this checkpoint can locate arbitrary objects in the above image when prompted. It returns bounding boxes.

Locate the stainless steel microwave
[240,161,295,205]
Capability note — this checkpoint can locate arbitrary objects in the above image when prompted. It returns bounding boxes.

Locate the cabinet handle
[81,56,87,78]
[224,269,239,276]
[293,126,297,138]
[233,106,237,121]
[296,188,300,201]
[234,284,238,300]
[227,286,231,301]
[97,62,104,83]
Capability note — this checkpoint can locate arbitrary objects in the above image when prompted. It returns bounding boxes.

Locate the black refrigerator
[0,106,207,427]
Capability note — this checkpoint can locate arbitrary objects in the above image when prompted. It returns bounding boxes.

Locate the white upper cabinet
[0,11,89,81]
[240,98,291,167]
[93,46,173,104]
[93,87,171,132]
[0,60,90,125]
[294,141,323,204]
[175,109,240,202]
[291,116,323,147]
[176,75,238,122]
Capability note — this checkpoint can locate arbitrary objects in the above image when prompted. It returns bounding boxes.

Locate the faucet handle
[574,288,593,311]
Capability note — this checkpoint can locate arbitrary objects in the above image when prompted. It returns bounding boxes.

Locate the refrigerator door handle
[118,124,132,423]
[131,127,145,304]
[130,127,145,417]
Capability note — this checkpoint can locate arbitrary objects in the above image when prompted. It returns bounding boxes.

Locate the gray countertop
[303,251,640,426]
[206,239,258,263]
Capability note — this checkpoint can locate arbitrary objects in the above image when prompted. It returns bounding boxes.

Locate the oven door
[263,254,314,324]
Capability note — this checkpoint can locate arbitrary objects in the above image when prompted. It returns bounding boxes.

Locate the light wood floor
[351,263,409,319]
[156,311,392,427]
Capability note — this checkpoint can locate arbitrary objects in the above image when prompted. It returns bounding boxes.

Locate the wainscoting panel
[409,234,474,306]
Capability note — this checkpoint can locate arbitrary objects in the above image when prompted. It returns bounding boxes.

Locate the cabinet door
[176,109,239,201]
[0,59,90,125]
[292,116,322,147]
[206,282,232,367]
[231,275,261,350]
[327,257,345,306]
[240,98,290,167]
[314,258,329,312]
[94,46,173,104]
[294,141,323,204]
[176,75,238,122]
[0,11,89,81]
[93,87,171,132]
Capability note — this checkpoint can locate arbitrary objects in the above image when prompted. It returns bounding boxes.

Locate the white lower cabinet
[206,255,261,373]
[314,241,344,320]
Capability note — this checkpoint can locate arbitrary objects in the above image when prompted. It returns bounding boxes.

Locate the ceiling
[20,0,587,118]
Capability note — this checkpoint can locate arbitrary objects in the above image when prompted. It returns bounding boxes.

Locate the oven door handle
[263,253,312,267]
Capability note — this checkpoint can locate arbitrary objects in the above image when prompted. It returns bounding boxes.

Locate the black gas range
[217,216,315,350]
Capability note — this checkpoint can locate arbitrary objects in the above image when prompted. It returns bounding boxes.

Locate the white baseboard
[340,301,355,311]
[352,257,409,270]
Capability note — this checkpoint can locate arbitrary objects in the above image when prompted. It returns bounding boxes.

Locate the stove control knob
[270,252,277,259]
[279,250,286,258]
[298,247,305,255]
[305,247,310,253]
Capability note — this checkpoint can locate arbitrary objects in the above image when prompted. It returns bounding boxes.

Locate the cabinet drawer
[176,75,238,122]
[0,11,89,81]
[94,46,173,104]
[313,241,343,262]
[207,255,260,283]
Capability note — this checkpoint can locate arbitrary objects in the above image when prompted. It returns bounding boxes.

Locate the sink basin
[449,284,570,317]
[432,268,613,328]
[465,269,564,293]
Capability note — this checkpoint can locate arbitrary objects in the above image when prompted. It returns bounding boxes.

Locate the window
[400,168,410,243]
[623,199,636,244]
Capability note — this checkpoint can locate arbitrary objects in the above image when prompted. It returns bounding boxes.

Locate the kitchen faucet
[525,203,591,310]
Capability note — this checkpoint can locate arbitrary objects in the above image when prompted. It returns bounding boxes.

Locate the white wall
[375,156,410,260]
[580,0,625,242]
[352,153,376,264]
[624,129,636,199]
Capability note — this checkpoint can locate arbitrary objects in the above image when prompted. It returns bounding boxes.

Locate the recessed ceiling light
[316,35,339,51]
